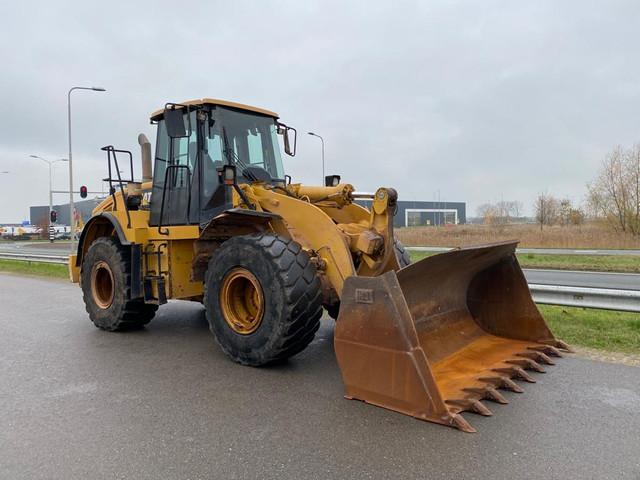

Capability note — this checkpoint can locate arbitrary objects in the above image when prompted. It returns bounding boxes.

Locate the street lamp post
[29,155,68,242]
[307,132,325,184]
[68,86,106,254]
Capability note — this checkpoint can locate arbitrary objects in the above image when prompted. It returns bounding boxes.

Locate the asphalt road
[0,241,72,256]
[1,273,639,479]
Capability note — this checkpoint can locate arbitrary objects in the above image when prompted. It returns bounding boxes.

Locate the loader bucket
[334,241,570,432]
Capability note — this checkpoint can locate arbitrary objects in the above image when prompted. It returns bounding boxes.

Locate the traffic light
[80,185,88,198]
[50,210,57,223]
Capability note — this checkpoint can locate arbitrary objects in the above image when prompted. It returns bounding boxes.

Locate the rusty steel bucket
[335,241,571,432]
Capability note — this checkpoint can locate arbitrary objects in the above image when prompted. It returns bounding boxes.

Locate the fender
[199,208,288,240]
[75,212,131,267]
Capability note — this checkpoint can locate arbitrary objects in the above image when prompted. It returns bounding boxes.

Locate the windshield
[205,107,284,180]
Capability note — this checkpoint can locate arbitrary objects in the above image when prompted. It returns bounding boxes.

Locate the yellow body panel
[168,240,204,299]
[249,185,356,296]
[68,254,80,282]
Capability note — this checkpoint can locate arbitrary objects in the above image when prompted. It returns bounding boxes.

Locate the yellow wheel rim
[219,267,265,335]
[91,260,115,309]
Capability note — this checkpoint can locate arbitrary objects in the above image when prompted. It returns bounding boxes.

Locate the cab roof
[150,98,279,121]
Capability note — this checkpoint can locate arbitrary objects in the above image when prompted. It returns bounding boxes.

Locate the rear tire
[204,233,323,366]
[81,237,157,331]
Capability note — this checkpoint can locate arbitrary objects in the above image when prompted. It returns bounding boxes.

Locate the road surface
[0,241,72,256]
[1,273,639,479]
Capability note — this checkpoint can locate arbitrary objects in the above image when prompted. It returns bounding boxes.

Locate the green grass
[517,253,639,273]
[540,305,640,355]
[408,251,639,273]
[0,259,68,279]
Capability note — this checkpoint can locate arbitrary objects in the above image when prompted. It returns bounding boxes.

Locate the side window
[153,120,169,188]
[202,119,225,198]
[154,112,197,189]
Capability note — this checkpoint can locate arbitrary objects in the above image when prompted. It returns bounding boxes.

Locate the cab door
[149,110,199,227]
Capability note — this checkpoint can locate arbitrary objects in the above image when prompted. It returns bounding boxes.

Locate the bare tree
[477,200,523,225]
[534,193,558,230]
[476,203,497,225]
[588,145,640,235]
[509,200,523,218]
[568,208,585,225]
[558,199,571,226]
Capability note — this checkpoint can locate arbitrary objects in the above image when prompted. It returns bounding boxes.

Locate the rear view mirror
[164,107,187,138]
[277,122,297,157]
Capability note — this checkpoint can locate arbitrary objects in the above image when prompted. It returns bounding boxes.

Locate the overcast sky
[1,0,639,222]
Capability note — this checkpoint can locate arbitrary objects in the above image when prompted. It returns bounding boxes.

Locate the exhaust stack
[138,133,153,182]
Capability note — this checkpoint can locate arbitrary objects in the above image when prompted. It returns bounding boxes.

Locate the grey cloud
[1,0,639,221]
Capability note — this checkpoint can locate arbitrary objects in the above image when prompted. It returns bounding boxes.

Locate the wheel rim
[91,260,115,309]
[219,267,265,335]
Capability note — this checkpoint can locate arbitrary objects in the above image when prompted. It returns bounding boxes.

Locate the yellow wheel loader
[70,98,570,432]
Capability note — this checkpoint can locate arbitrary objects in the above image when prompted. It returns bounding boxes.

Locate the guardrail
[2,252,639,312]
[529,284,640,313]
[0,252,68,264]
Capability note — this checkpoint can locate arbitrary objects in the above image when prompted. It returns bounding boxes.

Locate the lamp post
[29,155,68,241]
[68,86,106,253]
[307,132,325,184]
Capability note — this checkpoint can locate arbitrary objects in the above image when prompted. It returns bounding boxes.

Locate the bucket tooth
[553,340,574,353]
[507,358,546,373]
[471,400,493,416]
[500,377,525,393]
[480,376,524,393]
[529,345,563,358]
[493,366,537,383]
[485,387,508,404]
[451,414,476,433]
[465,386,509,405]
[446,399,493,416]
[518,351,555,365]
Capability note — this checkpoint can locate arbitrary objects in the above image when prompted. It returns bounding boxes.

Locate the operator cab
[148,99,296,228]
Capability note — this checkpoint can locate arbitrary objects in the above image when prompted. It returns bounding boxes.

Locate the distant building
[30,198,104,226]
[357,200,466,227]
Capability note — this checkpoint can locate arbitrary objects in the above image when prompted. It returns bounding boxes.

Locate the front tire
[394,238,412,268]
[81,237,157,331]
[204,234,323,366]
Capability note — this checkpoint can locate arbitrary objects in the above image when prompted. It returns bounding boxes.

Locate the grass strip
[408,251,639,273]
[0,259,68,279]
[540,305,640,355]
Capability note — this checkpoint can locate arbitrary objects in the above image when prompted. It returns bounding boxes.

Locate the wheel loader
[70,98,570,432]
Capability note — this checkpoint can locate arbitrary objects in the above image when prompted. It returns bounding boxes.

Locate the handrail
[100,146,134,228]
